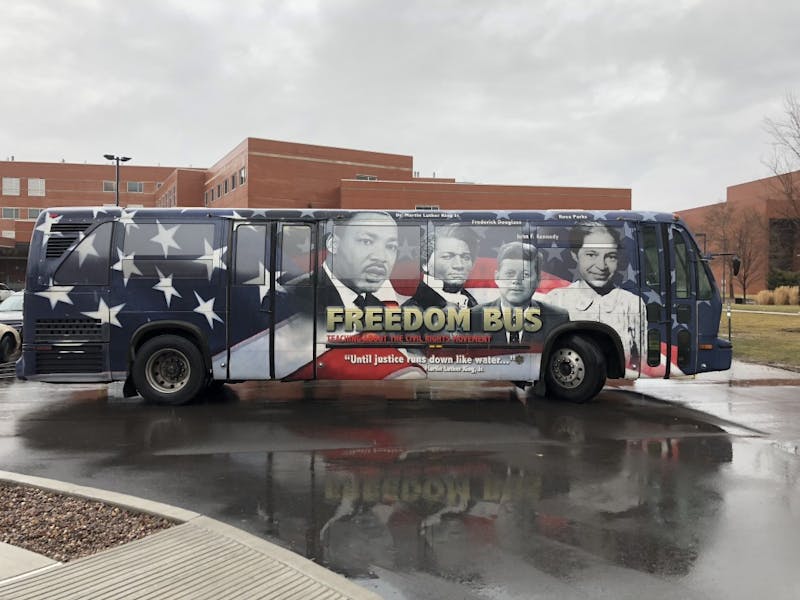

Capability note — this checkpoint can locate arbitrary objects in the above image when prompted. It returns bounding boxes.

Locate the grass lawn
[722,305,800,370]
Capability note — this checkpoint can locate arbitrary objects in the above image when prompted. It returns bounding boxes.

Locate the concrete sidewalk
[0,471,380,600]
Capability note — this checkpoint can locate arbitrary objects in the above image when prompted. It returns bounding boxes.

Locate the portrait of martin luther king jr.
[320,211,400,311]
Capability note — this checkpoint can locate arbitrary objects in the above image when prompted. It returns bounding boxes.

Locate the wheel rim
[144,348,191,394]
[550,348,585,389]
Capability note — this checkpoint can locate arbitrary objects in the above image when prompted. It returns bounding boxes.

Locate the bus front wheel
[132,335,206,405]
[544,335,605,403]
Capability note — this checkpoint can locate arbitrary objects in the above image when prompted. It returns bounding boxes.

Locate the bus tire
[0,334,16,363]
[544,334,606,403]
[132,335,206,405]
[207,380,226,392]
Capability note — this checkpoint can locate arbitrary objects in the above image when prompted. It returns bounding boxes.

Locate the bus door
[669,225,701,375]
[639,223,698,377]
[228,221,316,380]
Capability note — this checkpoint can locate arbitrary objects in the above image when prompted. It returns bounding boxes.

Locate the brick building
[679,172,800,297]
[0,137,631,286]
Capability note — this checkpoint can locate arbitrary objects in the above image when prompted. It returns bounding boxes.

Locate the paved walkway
[730,308,800,315]
[0,472,379,600]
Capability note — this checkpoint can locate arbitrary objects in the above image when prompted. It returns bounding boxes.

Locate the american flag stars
[196,240,228,280]
[150,222,181,257]
[112,249,143,286]
[73,230,100,266]
[35,283,74,309]
[193,292,223,328]
[153,268,182,307]
[81,298,125,328]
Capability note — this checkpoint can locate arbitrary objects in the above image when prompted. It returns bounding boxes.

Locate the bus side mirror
[731,256,741,277]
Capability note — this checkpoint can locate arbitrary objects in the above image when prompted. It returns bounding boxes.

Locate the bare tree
[702,203,733,256]
[764,92,800,231]
[702,203,767,301]
[732,209,767,301]
[702,203,734,300]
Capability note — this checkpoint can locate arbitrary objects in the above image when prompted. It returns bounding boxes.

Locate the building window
[160,187,177,207]
[224,179,228,194]
[210,189,215,202]
[27,178,45,196]
[415,204,440,210]
[355,174,378,181]
[217,184,221,197]
[103,180,116,192]
[127,181,144,193]
[28,208,41,219]
[239,167,247,185]
[231,174,237,190]
[2,208,20,219]
[2,177,20,196]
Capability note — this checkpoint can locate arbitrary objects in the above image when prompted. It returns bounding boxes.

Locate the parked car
[0,291,23,338]
[0,323,20,363]
[0,283,13,302]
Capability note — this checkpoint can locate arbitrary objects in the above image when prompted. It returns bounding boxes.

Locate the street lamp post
[712,252,741,341]
[103,154,131,207]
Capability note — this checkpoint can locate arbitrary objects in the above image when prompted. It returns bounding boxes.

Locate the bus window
[391,224,421,297]
[54,222,113,285]
[677,225,713,300]
[647,328,661,367]
[279,225,312,285]
[463,224,524,304]
[690,234,714,301]
[698,261,713,300]
[123,223,216,279]
[235,225,268,284]
[674,233,690,299]
[641,225,660,289]
[123,222,214,257]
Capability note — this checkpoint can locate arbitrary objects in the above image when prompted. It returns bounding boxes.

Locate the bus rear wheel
[544,335,605,403]
[0,333,16,363]
[132,335,206,405]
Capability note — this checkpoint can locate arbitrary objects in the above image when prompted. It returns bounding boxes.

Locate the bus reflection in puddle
[15,383,733,582]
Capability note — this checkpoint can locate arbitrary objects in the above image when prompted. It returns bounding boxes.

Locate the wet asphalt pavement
[1,363,799,600]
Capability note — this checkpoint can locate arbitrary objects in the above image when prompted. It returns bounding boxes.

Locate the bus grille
[35,345,105,374]
[35,319,103,342]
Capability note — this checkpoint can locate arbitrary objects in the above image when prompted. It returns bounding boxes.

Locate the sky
[2,0,799,212]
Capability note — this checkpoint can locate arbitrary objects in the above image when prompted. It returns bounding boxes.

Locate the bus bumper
[697,337,733,373]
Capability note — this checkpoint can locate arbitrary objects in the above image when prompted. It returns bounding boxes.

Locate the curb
[0,471,381,599]
[0,471,199,523]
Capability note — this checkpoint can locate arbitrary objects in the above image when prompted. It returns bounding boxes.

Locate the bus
[17,207,731,405]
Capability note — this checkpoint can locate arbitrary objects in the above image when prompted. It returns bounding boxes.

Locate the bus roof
[34,206,683,224]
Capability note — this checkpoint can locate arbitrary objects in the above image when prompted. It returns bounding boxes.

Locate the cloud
[1,0,799,210]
